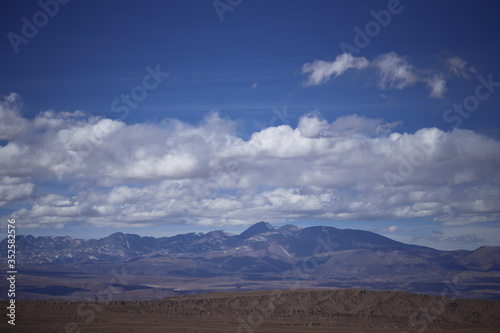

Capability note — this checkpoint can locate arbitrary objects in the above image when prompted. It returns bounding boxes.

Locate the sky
[0,0,499,250]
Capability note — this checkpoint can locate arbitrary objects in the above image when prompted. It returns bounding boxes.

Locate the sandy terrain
[2,289,500,332]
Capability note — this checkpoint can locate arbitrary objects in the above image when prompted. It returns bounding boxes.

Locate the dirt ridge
[3,288,500,332]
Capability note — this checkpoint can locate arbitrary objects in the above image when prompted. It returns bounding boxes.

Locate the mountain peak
[107,232,126,239]
[239,221,275,239]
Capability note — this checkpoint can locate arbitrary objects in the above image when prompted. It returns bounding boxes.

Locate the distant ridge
[2,222,500,301]
[2,221,440,264]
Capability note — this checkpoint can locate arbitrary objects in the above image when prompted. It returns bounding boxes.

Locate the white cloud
[301,52,475,99]
[382,225,398,232]
[326,114,402,136]
[0,93,28,139]
[373,52,418,89]
[297,112,328,138]
[1,95,500,229]
[250,82,258,89]
[426,74,447,98]
[0,181,35,206]
[302,53,369,86]
[33,110,87,130]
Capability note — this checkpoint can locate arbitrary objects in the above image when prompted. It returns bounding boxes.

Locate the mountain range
[1,222,500,300]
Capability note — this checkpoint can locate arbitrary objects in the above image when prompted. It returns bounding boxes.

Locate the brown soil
[2,288,499,332]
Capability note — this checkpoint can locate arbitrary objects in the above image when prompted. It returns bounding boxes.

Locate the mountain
[2,222,437,265]
[237,221,275,240]
[1,222,499,300]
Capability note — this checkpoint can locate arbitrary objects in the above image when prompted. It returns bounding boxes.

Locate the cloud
[33,110,88,130]
[425,74,447,98]
[382,225,398,232]
[250,82,258,89]
[297,112,328,138]
[301,52,474,98]
[412,230,486,244]
[302,53,369,86]
[373,52,418,89]
[326,114,402,136]
[437,214,500,226]
[447,56,475,79]
[0,92,28,139]
[2,95,500,229]
[380,94,392,104]
[0,180,35,206]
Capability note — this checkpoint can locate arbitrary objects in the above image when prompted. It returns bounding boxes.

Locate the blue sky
[1,0,499,250]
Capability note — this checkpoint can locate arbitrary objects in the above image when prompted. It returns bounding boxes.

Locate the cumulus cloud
[1,95,500,229]
[297,112,328,138]
[0,92,28,139]
[301,52,475,98]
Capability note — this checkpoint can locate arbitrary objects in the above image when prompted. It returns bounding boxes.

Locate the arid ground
[2,289,500,332]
